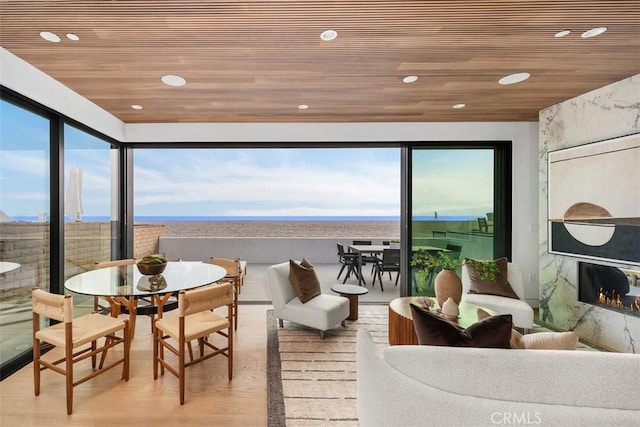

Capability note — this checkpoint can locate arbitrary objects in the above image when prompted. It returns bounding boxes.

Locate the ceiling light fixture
[161,74,187,87]
[298,104,309,110]
[498,72,531,85]
[554,30,571,38]
[403,75,418,83]
[320,30,338,41]
[452,104,466,109]
[40,31,60,42]
[66,33,79,41]
[582,27,607,38]
[131,104,143,110]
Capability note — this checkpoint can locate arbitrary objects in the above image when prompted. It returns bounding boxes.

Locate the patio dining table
[348,244,450,286]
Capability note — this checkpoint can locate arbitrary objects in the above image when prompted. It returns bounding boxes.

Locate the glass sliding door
[409,145,510,296]
[63,124,120,316]
[0,99,50,367]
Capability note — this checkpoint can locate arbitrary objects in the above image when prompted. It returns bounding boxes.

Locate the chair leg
[395,272,400,286]
[234,283,239,330]
[153,322,159,379]
[33,336,40,397]
[65,344,73,415]
[278,318,284,328]
[337,264,346,279]
[179,336,186,405]
[319,330,325,340]
[228,305,233,380]
[122,321,130,381]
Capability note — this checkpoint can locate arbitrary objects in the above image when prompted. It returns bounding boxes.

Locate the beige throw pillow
[519,331,579,350]
[465,257,519,299]
[289,258,321,303]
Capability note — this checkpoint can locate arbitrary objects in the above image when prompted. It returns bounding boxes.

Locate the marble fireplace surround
[577,261,640,319]
[538,74,640,353]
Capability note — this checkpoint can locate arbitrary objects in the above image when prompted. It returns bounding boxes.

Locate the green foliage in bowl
[137,255,168,275]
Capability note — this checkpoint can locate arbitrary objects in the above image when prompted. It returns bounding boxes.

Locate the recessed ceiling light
[554,30,571,38]
[40,31,60,42]
[403,75,418,83]
[320,30,338,41]
[298,104,309,110]
[161,74,186,87]
[131,104,143,110]
[582,27,607,38]
[498,72,531,85]
[66,33,79,41]
[452,104,466,109]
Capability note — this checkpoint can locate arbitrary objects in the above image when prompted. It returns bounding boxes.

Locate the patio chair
[372,248,401,291]
[336,243,360,283]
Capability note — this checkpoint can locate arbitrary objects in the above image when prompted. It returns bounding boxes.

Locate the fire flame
[597,288,639,313]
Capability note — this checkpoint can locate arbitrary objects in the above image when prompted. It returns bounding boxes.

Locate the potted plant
[411,250,462,307]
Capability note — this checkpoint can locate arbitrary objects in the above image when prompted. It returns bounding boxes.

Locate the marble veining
[538,73,640,353]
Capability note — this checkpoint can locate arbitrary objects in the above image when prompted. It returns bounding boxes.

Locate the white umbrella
[65,165,83,221]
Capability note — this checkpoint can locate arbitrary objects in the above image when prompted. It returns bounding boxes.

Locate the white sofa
[357,328,640,426]
[461,261,534,330]
[266,261,349,339]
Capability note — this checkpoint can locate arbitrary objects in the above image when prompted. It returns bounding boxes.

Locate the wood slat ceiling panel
[1,0,638,123]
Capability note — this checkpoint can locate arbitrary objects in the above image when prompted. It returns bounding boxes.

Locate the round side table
[330,284,368,320]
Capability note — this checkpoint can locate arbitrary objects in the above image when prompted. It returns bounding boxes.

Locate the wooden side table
[330,284,368,320]
[388,297,496,345]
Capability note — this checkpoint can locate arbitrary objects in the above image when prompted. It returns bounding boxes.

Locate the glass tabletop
[64,261,227,297]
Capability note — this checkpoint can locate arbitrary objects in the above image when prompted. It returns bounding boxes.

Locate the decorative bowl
[136,262,167,275]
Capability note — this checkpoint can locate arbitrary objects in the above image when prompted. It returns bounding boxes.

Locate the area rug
[266,308,598,426]
[266,307,389,427]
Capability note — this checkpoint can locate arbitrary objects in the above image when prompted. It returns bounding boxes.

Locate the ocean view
[8,215,479,238]
[12,215,476,222]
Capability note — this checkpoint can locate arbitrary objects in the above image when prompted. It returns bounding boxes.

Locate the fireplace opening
[578,262,640,317]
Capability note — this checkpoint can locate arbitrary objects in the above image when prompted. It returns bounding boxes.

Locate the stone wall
[538,74,640,353]
[133,224,165,259]
[0,222,165,298]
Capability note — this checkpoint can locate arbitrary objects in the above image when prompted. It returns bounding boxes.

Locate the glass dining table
[64,261,227,338]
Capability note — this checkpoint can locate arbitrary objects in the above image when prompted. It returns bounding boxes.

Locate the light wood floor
[1,305,271,426]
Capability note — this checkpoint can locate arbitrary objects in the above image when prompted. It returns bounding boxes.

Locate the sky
[1,98,492,219]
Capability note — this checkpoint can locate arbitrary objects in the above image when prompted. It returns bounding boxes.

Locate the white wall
[1,46,541,305]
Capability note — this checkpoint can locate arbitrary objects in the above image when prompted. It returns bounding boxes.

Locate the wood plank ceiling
[1,0,639,123]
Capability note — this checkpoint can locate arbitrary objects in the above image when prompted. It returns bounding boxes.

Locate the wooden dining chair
[94,258,136,314]
[32,288,130,414]
[153,282,233,405]
[210,257,241,330]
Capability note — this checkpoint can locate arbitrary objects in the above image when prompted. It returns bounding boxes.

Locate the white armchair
[266,261,349,339]
[461,261,534,331]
